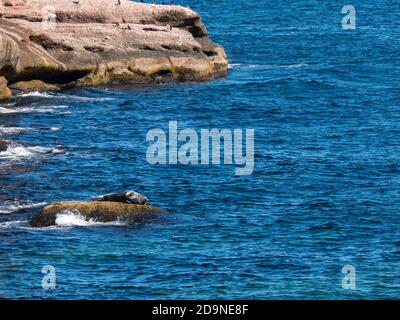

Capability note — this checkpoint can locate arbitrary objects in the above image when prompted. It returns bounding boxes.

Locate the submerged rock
[0,139,63,157]
[30,201,165,227]
[0,139,11,152]
[0,139,24,152]
[0,0,228,92]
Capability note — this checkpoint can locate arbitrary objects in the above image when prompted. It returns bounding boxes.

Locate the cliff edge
[0,0,228,96]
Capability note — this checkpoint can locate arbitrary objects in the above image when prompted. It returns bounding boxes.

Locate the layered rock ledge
[31,201,165,227]
[0,0,228,96]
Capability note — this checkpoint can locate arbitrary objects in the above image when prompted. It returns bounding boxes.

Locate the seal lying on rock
[93,191,148,205]
[30,201,164,227]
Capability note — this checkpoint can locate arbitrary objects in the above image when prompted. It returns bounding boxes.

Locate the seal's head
[126,191,148,205]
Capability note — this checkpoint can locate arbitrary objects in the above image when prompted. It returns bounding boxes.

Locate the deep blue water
[1,0,400,299]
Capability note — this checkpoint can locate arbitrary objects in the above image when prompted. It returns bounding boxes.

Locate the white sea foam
[286,63,309,68]
[1,144,48,158]
[55,210,126,227]
[64,95,115,102]
[0,142,65,160]
[17,91,56,99]
[0,220,27,229]
[17,91,115,102]
[229,63,269,69]
[228,63,243,69]
[0,102,16,107]
[0,126,61,135]
[0,105,70,114]
[0,210,126,230]
[0,126,33,135]
[0,219,49,230]
[0,200,47,214]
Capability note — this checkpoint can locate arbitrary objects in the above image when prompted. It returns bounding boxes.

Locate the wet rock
[0,139,11,152]
[30,201,165,227]
[9,80,59,92]
[0,76,11,99]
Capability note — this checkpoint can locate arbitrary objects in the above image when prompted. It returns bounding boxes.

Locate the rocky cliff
[0,0,228,97]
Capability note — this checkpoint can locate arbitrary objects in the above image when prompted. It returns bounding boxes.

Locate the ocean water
[1,0,400,299]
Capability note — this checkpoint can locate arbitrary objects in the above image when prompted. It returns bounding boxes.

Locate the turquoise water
[0,0,400,299]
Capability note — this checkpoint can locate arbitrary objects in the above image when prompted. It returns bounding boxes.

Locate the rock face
[30,201,165,227]
[0,0,228,91]
[9,79,58,91]
[3,0,27,7]
[0,76,11,99]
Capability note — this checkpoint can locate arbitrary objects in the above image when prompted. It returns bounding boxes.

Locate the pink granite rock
[0,0,228,91]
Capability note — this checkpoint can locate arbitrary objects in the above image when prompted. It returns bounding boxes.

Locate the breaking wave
[17,91,57,99]
[0,142,65,160]
[55,210,126,227]
[0,220,28,229]
[0,105,70,114]
[0,200,47,214]
[17,91,115,101]
[0,126,61,136]
[0,126,33,135]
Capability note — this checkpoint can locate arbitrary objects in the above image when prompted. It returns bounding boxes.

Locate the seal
[93,191,148,205]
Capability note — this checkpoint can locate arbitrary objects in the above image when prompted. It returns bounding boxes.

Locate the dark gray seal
[93,191,148,205]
